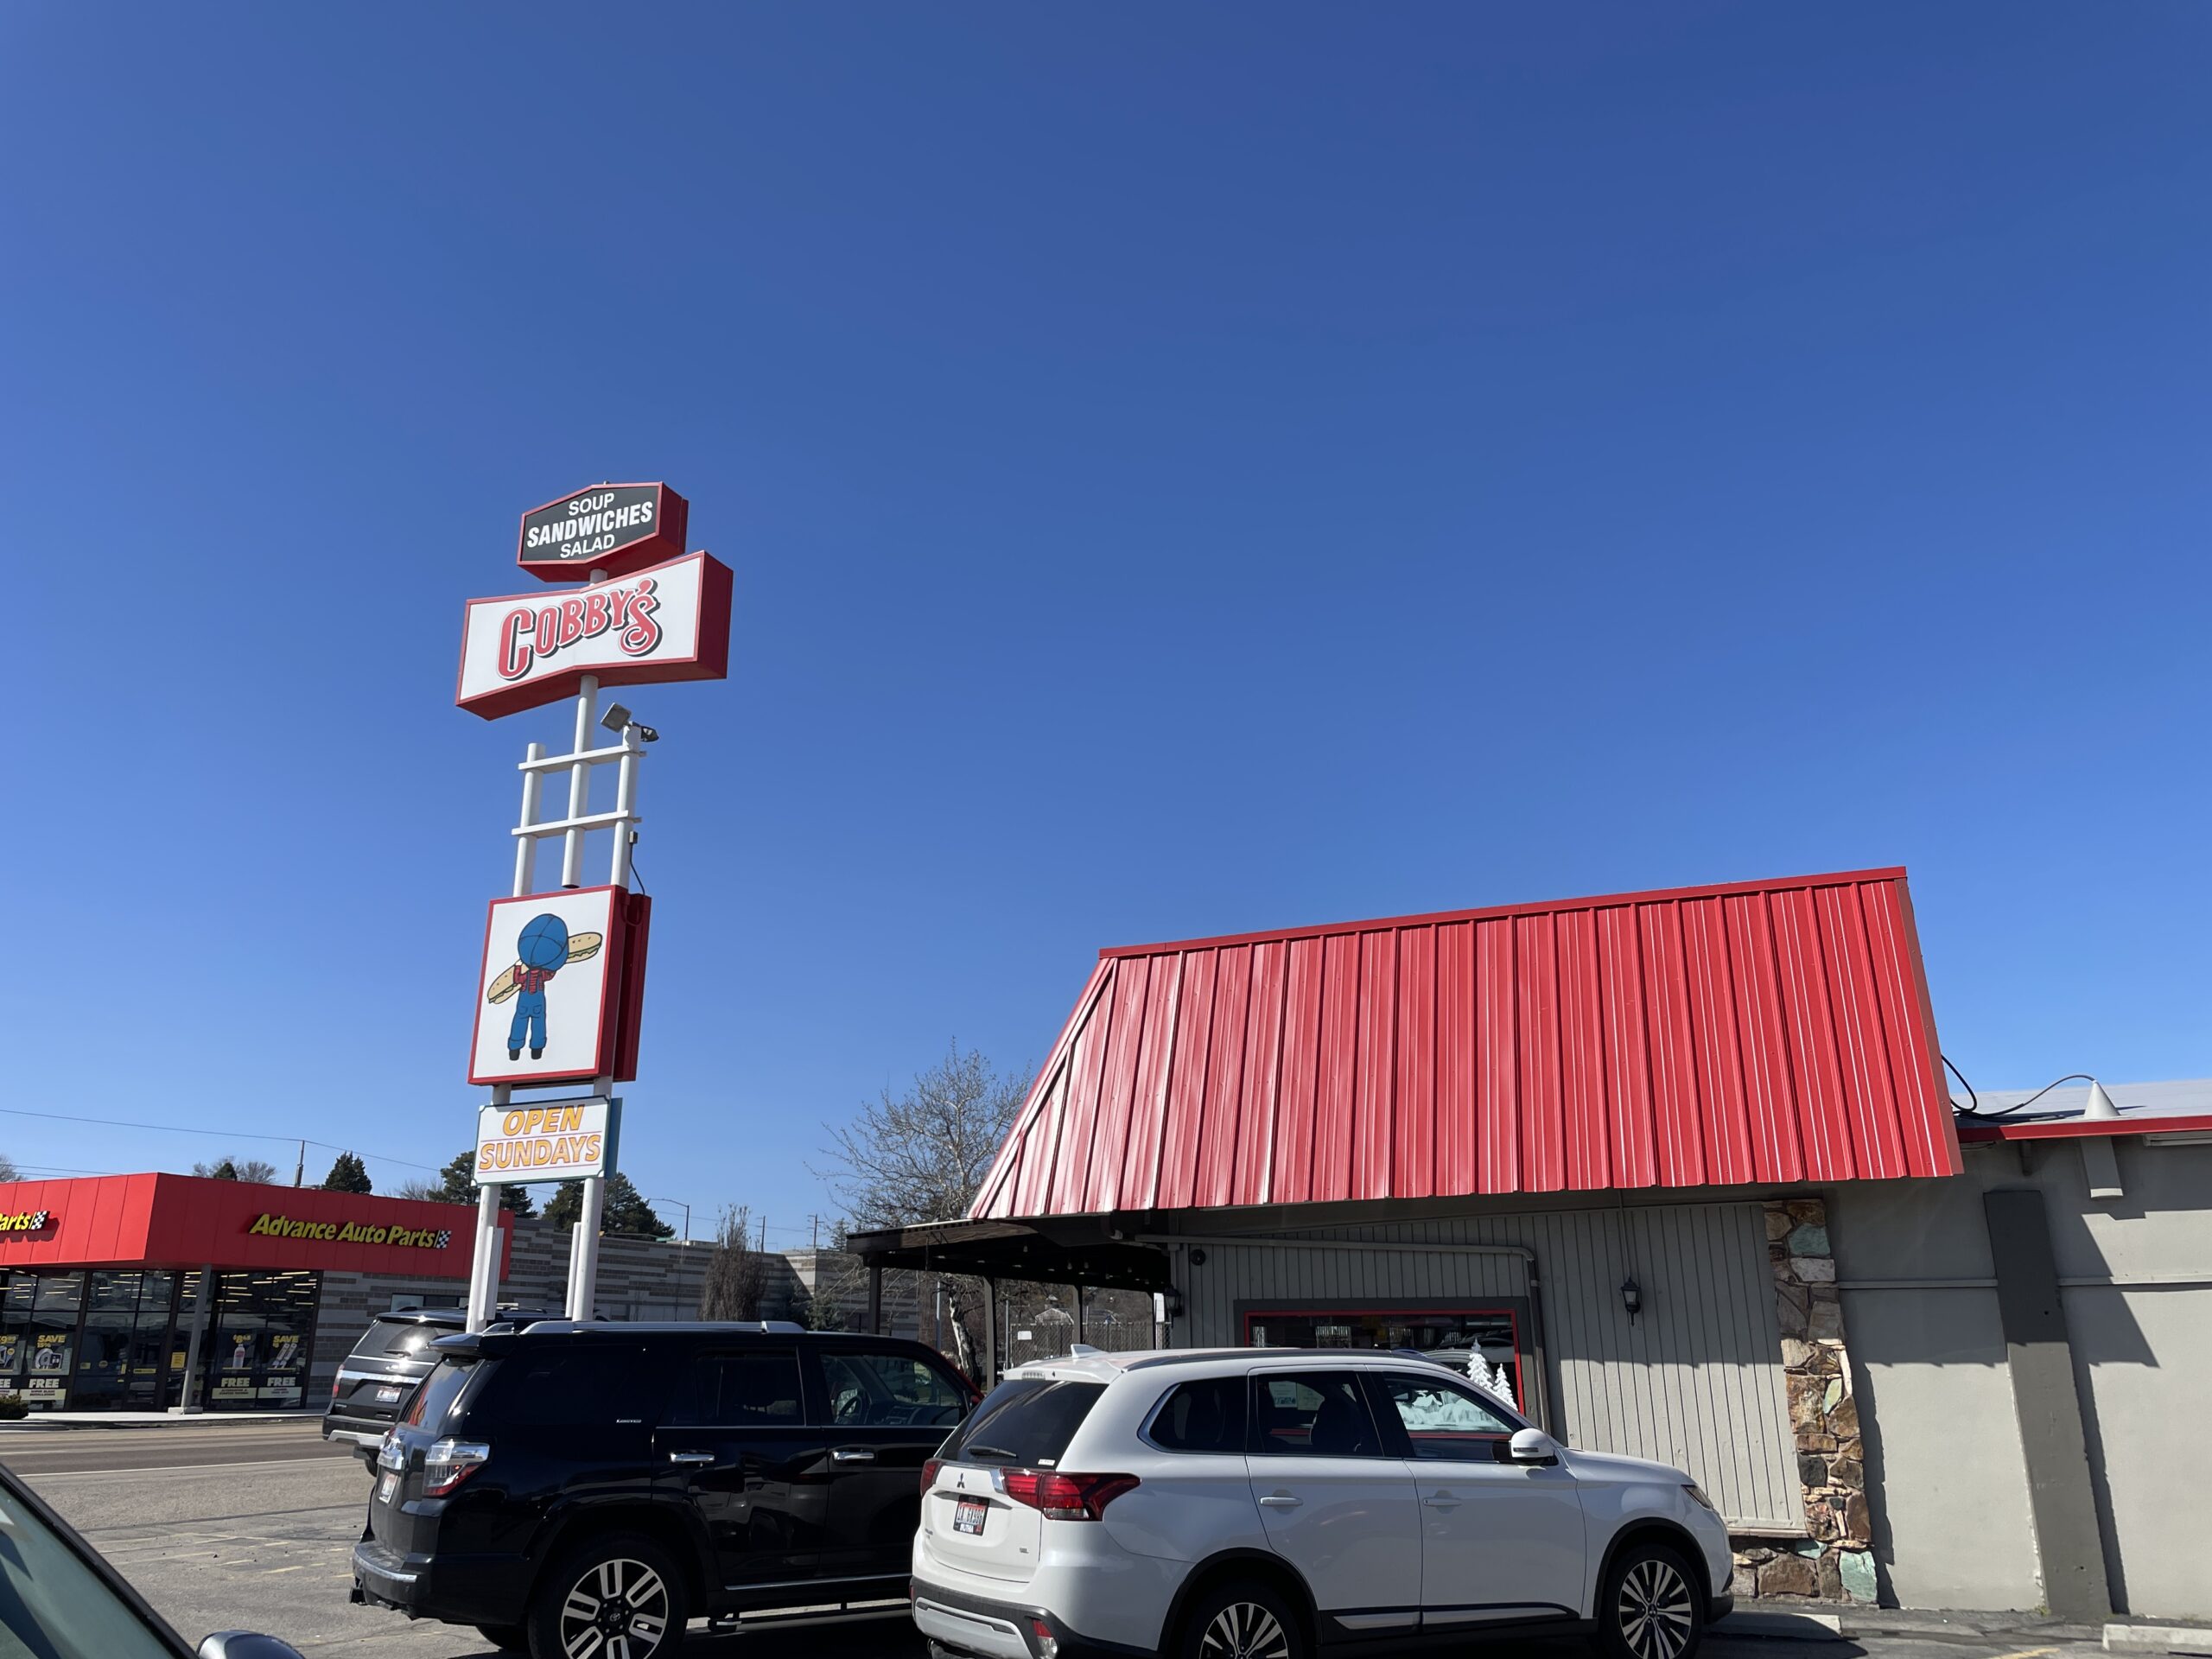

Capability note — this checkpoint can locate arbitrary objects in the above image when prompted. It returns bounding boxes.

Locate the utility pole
[293,1141,306,1188]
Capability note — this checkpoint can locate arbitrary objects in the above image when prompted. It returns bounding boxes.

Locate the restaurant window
[1241,1305,1529,1414]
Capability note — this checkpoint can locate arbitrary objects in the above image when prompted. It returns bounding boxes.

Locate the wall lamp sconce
[1620,1277,1643,1321]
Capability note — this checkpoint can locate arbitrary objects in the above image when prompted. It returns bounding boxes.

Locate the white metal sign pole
[466,736,549,1332]
[564,716,641,1319]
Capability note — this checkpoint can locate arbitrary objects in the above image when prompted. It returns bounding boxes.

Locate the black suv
[352,1320,977,1658]
[325,1306,561,1465]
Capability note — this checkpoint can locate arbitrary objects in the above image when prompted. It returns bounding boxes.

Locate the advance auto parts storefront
[0,1173,500,1413]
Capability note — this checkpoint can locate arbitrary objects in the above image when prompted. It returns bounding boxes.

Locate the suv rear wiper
[963,1444,1020,1462]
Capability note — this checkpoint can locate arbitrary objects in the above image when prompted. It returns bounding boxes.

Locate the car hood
[1560,1446,1693,1485]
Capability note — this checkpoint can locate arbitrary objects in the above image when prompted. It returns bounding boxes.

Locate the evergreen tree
[321,1152,372,1193]
[429,1150,536,1217]
[543,1173,672,1238]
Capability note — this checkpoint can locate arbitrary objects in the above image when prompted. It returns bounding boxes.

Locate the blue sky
[4,4,2207,1243]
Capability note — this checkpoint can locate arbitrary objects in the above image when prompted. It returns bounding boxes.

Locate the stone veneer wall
[1729,1197,1878,1605]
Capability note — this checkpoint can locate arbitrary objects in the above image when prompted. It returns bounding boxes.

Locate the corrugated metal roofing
[972,868,1961,1219]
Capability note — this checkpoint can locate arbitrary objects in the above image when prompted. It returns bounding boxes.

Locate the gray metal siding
[1167,1201,1802,1530]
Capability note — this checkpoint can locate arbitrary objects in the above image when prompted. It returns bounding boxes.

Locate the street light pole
[647,1198,692,1243]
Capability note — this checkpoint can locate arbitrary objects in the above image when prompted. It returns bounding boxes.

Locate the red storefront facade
[0,1175,509,1413]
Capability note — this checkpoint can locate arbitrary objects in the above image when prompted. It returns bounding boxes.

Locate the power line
[0,1105,442,1174]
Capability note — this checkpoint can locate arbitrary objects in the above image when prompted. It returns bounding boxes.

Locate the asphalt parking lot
[1,1420,2127,1659]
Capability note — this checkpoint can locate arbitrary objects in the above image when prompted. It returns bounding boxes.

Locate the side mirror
[200,1635,306,1659]
[1509,1428,1560,1466]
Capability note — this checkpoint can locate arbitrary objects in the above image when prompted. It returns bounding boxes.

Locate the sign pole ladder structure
[465,580,651,1330]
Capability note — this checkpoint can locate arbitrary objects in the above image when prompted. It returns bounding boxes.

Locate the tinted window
[493,1346,652,1427]
[1249,1371,1384,1458]
[1372,1371,1516,1460]
[1148,1376,1247,1453]
[942,1378,1105,1467]
[353,1319,455,1361]
[664,1351,803,1427]
[405,1357,484,1430]
[820,1350,969,1427]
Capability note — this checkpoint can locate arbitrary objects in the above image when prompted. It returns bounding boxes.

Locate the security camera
[633,724,660,743]
[600,703,632,734]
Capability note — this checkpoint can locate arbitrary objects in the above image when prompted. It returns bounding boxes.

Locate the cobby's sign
[518,482,688,582]
[455,550,734,721]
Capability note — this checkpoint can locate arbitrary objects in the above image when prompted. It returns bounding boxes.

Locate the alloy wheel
[558,1556,671,1659]
[1198,1600,1292,1659]
[1617,1555,1695,1659]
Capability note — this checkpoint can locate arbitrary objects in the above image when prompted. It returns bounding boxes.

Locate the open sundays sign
[455,550,733,720]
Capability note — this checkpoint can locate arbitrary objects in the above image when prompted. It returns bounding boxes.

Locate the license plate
[953,1498,987,1535]
[375,1472,398,1504]
[376,1387,403,1403]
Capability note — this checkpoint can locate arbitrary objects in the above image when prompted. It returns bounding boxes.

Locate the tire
[1597,1540,1705,1659]
[1177,1579,1305,1659]
[476,1624,528,1651]
[524,1532,687,1659]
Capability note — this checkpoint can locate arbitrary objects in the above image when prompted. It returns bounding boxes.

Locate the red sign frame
[467,888,653,1087]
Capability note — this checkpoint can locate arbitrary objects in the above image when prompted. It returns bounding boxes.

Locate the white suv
[912,1347,1732,1659]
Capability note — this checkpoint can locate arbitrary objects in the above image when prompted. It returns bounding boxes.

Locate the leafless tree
[393,1178,443,1202]
[815,1043,1026,1230]
[194,1158,280,1183]
[815,1045,1027,1381]
[700,1206,771,1320]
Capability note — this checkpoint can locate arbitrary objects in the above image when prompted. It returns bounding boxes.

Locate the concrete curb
[1716,1611,1847,1642]
[0,1411,322,1432]
[2106,1626,2212,1657]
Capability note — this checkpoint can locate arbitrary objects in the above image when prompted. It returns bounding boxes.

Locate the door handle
[667,1452,716,1465]
[1422,1494,1462,1509]
[1257,1493,1302,1508]
[830,1447,876,1463]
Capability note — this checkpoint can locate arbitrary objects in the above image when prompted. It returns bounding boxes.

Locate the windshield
[0,1486,179,1658]
[941,1378,1105,1468]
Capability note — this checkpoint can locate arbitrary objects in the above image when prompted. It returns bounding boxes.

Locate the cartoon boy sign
[468,887,626,1086]
[484,912,602,1058]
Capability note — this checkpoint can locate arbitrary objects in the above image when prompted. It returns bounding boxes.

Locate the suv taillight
[920,1458,943,1496]
[1000,1470,1138,1521]
[421,1439,490,1497]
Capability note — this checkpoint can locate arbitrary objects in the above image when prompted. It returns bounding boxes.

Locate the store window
[26,1274,84,1411]
[1240,1305,1529,1414]
[200,1271,321,1409]
[73,1273,178,1411]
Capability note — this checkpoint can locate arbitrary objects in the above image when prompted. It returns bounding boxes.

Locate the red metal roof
[971,868,1961,1219]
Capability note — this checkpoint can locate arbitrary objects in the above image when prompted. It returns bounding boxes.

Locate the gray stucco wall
[1832,1139,2212,1619]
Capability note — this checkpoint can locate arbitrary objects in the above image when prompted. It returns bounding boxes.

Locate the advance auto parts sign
[455,550,734,721]
[245,1213,454,1250]
[518,482,688,582]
